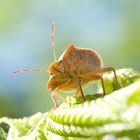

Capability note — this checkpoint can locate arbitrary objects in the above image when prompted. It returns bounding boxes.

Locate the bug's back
[59,44,103,75]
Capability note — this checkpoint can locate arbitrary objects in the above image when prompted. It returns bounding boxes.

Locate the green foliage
[0,68,140,140]
[0,127,7,140]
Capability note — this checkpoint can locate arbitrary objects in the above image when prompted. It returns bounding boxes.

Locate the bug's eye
[50,73,53,75]
[59,60,62,63]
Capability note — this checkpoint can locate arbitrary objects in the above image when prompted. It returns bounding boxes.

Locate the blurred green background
[0,0,140,118]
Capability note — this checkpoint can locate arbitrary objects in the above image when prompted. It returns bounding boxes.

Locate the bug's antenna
[11,21,57,74]
[52,21,57,61]
[11,22,56,75]
[11,69,48,74]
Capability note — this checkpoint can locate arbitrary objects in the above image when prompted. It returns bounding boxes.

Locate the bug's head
[47,60,65,90]
[47,60,64,76]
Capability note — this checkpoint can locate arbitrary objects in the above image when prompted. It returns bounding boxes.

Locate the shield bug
[12,22,120,109]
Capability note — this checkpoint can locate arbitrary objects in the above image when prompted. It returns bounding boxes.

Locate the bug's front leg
[51,87,67,109]
[47,89,66,112]
[51,92,59,109]
[48,80,71,110]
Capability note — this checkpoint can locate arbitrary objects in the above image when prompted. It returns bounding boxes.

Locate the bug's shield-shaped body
[47,44,103,92]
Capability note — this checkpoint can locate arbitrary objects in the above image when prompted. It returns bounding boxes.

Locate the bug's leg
[50,88,67,110]
[51,93,59,109]
[74,76,85,101]
[78,74,106,96]
[97,67,120,89]
[47,87,66,112]
[85,75,106,96]
[79,67,120,89]
[99,67,120,89]
[100,76,106,96]
[49,80,71,110]
[75,88,81,98]
[77,80,86,101]
[51,87,67,103]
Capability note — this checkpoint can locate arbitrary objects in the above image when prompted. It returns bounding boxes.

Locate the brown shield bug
[12,22,120,109]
